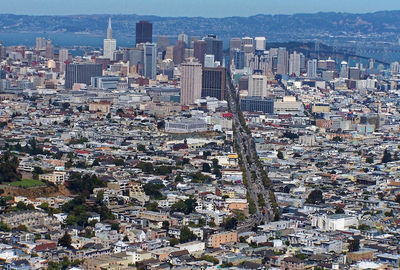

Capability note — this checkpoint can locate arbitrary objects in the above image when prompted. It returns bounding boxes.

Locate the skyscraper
[59,49,69,62]
[173,40,186,65]
[204,35,223,64]
[204,54,215,68]
[254,37,266,51]
[229,38,241,64]
[45,39,54,59]
[144,43,157,79]
[201,67,226,100]
[157,36,170,54]
[35,37,46,51]
[65,63,103,89]
[123,47,144,74]
[136,21,152,45]
[307,59,318,78]
[248,75,267,98]
[289,51,301,77]
[194,40,207,65]
[340,61,349,78]
[180,58,202,105]
[59,48,69,73]
[233,49,245,70]
[277,47,288,75]
[178,33,188,47]
[189,36,201,49]
[104,18,117,60]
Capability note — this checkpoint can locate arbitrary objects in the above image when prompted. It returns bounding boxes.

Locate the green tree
[92,159,100,167]
[366,156,374,164]
[382,149,392,163]
[348,238,360,252]
[58,232,72,248]
[113,158,125,166]
[145,202,159,212]
[180,226,197,243]
[277,150,284,159]
[143,183,165,200]
[170,238,180,246]
[202,163,211,173]
[0,221,10,232]
[170,199,197,215]
[175,174,184,182]
[0,151,21,183]
[162,221,169,230]
[223,217,238,230]
[335,206,345,214]
[306,189,324,204]
[136,162,154,173]
[137,144,146,152]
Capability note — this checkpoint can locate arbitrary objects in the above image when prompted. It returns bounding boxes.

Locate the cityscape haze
[1,2,400,270]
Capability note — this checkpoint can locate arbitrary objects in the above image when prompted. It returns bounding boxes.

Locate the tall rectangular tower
[136,21,152,45]
[144,43,157,79]
[180,59,202,105]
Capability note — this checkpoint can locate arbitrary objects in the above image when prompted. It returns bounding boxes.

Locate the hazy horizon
[1,0,400,17]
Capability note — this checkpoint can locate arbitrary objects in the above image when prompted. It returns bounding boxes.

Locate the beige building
[0,210,61,230]
[39,171,67,185]
[312,103,330,113]
[180,58,202,105]
[89,101,111,114]
[207,231,238,248]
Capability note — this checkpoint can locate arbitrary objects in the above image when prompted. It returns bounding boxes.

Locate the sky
[1,0,400,17]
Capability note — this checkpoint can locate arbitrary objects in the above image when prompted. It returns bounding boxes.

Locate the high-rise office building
[289,51,301,77]
[180,58,202,105]
[229,38,241,63]
[123,47,144,72]
[254,37,266,51]
[307,59,318,78]
[204,35,223,63]
[233,49,245,70]
[241,37,253,46]
[277,47,288,75]
[36,37,46,51]
[184,48,194,59]
[204,54,215,68]
[45,39,54,59]
[248,74,267,97]
[194,40,207,65]
[136,21,152,45]
[59,48,69,73]
[340,61,349,78]
[178,33,188,47]
[144,43,157,79]
[391,61,400,74]
[349,67,361,80]
[65,63,103,89]
[189,36,201,49]
[59,49,69,63]
[104,18,117,60]
[157,36,170,54]
[173,40,186,65]
[201,67,226,100]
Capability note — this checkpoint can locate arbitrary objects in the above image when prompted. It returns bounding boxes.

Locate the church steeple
[107,17,112,39]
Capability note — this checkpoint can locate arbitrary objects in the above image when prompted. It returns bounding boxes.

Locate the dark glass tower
[136,21,152,45]
[201,67,226,100]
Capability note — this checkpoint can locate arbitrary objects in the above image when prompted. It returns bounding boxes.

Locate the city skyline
[2,0,400,17]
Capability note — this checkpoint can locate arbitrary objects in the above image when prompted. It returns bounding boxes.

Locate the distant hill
[0,11,400,42]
